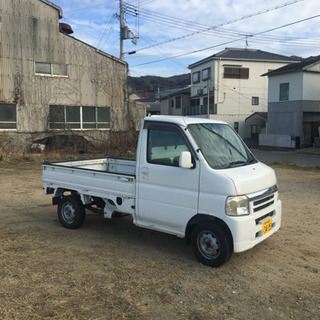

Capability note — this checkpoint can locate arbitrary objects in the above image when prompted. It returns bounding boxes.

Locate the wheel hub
[62,203,76,223]
[198,232,220,258]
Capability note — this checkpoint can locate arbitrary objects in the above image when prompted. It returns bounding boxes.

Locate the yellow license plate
[262,217,272,236]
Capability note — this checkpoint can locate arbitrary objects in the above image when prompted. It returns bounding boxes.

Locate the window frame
[251,124,261,135]
[175,95,181,109]
[49,105,111,130]
[0,103,17,130]
[192,71,200,84]
[279,83,289,101]
[35,62,69,77]
[234,122,239,133]
[202,68,211,81]
[145,123,195,168]
[223,66,249,79]
[252,97,259,105]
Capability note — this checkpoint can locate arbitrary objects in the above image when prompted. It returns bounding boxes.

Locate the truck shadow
[76,214,195,264]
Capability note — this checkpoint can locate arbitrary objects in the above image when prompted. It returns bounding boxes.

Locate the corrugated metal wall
[0,0,135,151]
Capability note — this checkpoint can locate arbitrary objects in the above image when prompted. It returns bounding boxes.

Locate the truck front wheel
[57,195,86,229]
[191,222,232,267]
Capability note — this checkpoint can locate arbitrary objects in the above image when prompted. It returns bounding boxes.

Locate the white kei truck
[42,115,282,267]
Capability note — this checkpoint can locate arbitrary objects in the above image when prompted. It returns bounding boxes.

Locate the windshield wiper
[226,158,257,168]
[226,161,247,168]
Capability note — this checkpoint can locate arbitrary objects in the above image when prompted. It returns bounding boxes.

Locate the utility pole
[207,80,210,119]
[120,0,125,60]
[118,0,139,60]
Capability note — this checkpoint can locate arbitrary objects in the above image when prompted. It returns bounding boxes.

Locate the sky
[52,0,320,77]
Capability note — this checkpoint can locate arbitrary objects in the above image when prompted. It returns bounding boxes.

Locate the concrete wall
[302,70,320,101]
[268,73,303,102]
[0,0,139,151]
[268,101,303,137]
[259,134,295,148]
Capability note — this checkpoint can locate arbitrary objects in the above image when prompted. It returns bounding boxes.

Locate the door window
[147,126,191,166]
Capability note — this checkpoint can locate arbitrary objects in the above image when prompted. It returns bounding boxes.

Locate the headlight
[225,195,249,216]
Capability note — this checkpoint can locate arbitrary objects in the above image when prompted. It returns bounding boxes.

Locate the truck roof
[144,115,227,127]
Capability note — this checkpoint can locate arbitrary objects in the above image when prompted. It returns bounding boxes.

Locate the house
[134,97,161,116]
[0,0,134,152]
[159,86,191,115]
[260,55,320,148]
[244,112,268,147]
[188,48,300,139]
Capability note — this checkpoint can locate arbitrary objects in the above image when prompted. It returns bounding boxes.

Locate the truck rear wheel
[57,195,86,229]
[191,222,232,267]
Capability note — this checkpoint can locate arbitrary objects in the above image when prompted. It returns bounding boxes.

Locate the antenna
[238,34,253,48]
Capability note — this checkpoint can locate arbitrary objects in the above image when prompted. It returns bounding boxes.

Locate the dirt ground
[0,159,319,320]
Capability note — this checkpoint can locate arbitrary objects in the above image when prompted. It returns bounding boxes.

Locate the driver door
[136,122,199,236]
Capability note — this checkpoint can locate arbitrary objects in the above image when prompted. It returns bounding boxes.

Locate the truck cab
[134,116,281,266]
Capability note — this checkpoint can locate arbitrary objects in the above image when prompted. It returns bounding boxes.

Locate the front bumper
[226,198,282,253]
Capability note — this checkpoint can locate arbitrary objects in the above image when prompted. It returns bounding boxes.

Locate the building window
[279,83,289,101]
[175,96,181,109]
[224,67,249,79]
[35,62,68,77]
[49,105,110,129]
[252,97,259,105]
[192,71,200,83]
[234,122,239,133]
[190,98,200,107]
[0,103,17,129]
[251,125,260,135]
[202,68,211,81]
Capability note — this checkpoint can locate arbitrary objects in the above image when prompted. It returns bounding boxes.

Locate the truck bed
[42,158,136,200]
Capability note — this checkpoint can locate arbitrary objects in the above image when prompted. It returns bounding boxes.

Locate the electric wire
[130,14,320,67]
[124,0,306,53]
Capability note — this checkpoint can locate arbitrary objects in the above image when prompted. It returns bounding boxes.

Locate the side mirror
[179,151,193,169]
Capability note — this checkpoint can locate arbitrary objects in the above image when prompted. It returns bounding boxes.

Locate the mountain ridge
[128,73,190,98]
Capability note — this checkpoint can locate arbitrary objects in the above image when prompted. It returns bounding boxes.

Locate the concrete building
[159,86,190,116]
[260,56,320,148]
[0,0,133,151]
[188,48,300,139]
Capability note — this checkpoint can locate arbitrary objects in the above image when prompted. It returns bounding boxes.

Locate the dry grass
[0,132,138,167]
[0,157,319,319]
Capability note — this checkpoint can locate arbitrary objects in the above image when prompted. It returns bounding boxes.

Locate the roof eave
[40,0,63,19]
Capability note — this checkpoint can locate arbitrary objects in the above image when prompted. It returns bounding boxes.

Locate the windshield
[188,123,256,169]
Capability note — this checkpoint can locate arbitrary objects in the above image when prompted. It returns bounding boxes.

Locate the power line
[125,0,305,53]
[130,14,320,67]
[64,1,112,14]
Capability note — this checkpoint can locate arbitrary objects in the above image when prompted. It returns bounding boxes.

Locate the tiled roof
[188,48,301,68]
[159,86,190,99]
[263,55,320,76]
[245,112,268,122]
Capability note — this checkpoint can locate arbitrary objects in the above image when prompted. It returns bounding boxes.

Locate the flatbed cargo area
[42,158,136,176]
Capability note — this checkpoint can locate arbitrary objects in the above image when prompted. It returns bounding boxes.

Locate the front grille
[255,211,276,238]
[253,194,275,213]
[255,211,275,225]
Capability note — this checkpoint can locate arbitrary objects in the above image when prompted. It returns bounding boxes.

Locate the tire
[191,222,233,268]
[57,195,86,229]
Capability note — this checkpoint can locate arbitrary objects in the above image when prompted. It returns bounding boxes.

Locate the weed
[270,162,320,172]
